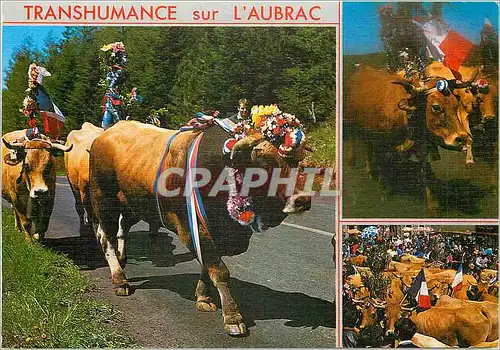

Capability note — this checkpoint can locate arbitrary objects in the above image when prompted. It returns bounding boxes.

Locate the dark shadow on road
[42,230,194,270]
[125,231,195,267]
[127,273,335,330]
[41,235,107,270]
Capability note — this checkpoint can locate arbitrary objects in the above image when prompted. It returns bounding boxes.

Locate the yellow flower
[252,114,264,127]
[100,43,114,52]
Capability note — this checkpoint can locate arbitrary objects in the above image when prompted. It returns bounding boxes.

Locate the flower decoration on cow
[251,104,306,159]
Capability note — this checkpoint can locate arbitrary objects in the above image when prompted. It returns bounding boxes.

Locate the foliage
[362,273,391,300]
[366,243,391,274]
[2,208,134,348]
[3,27,336,140]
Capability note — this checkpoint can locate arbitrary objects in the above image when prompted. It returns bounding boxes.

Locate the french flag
[408,268,432,312]
[36,85,65,139]
[414,19,474,80]
[451,264,463,293]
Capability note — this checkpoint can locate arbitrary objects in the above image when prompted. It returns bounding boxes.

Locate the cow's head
[230,133,312,231]
[426,279,450,304]
[3,138,72,199]
[354,297,386,330]
[392,78,472,150]
[467,68,498,122]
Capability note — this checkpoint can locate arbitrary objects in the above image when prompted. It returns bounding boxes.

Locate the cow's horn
[49,142,73,152]
[351,298,365,304]
[230,135,263,159]
[401,305,417,312]
[392,80,426,94]
[2,138,24,149]
[370,298,387,309]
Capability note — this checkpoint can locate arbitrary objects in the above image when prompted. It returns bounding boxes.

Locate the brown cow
[399,253,425,266]
[65,123,103,235]
[348,254,368,266]
[354,272,406,336]
[436,295,498,342]
[426,274,477,303]
[479,269,498,282]
[346,66,472,150]
[425,62,497,122]
[345,66,475,215]
[387,260,412,273]
[403,305,491,346]
[425,61,498,163]
[2,130,72,241]
[472,339,499,348]
[89,121,312,336]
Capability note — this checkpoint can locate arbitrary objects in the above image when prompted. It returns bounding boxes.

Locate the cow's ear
[3,150,25,166]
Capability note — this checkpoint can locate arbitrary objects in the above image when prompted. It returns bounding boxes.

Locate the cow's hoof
[196,299,218,312]
[466,159,475,165]
[115,284,133,296]
[223,315,247,336]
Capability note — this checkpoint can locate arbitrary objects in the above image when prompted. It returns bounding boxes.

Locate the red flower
[238,211,254,223]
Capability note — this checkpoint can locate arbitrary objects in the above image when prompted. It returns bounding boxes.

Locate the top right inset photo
[342,2,499,218]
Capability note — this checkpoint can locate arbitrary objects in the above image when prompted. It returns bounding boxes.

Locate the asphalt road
[33,176,336,348]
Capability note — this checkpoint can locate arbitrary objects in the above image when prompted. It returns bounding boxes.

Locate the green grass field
[306,120,336,167]
[2,208,134,348]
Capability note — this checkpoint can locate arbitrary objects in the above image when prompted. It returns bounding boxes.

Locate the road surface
[16,176,337,347]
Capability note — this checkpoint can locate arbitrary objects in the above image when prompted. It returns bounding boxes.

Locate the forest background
[2,27,337,165]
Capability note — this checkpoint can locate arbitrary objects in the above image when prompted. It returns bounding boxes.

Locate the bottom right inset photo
[341,225,498,348]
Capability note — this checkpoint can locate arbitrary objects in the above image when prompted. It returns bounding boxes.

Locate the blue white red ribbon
[185,133,209,264]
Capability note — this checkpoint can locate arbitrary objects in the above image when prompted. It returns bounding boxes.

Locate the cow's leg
[465,138,474,164]
[117,213,136,269]
[195,265,218,312]
[207,258,246,336]
[70,186,86,235]
[11,196,32,241]
[14,210,22,231]
[92,181,131,296]
[96,223,131,296]
[168,213,244,334]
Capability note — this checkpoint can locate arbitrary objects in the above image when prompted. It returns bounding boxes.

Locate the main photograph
[342,2,498,218]
[2,26,336,347]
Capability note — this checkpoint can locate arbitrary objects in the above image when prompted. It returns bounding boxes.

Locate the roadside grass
[2,208,134,348]
[306,120,336,167]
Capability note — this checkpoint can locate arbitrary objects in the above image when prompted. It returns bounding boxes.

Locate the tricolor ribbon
[185,133,209,265]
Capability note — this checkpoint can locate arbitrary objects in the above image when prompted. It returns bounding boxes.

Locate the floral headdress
[251,104,306,158]
[100,42,127,67]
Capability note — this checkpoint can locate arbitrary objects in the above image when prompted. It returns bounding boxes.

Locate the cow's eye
[431,104,441,112]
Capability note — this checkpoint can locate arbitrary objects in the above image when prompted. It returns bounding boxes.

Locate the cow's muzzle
[30,187,49,199]
[283,192,312,213]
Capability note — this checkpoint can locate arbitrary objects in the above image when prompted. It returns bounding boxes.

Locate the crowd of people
[343,225,498,278]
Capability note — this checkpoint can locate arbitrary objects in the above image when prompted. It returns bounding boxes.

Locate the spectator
[359,324,385,348]
[343,304,360,347]
[395,318,419,348]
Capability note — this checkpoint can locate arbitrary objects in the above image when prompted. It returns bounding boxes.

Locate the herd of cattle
[344,253,499,347]
[2,120,313,336]
[345,62,498,216]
